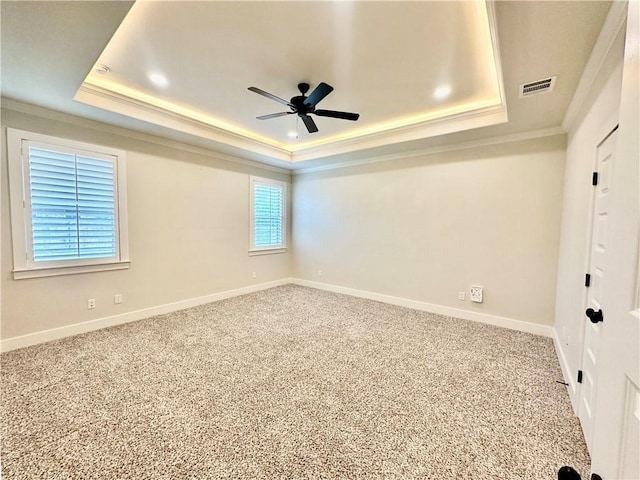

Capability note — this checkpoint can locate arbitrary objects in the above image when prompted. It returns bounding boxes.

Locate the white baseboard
[291,278,554,338]
[553,328,579,414]
[2,277,554,353]
[1,278,293,353]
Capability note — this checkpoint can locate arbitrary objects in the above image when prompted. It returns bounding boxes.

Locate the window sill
[13,261,131,280]
[249,248,287,257]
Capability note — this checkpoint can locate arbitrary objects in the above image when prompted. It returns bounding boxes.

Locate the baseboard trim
[553,328,579,414]
[1,278,292,353]
[2,277,554,352]
[291,278,554,338]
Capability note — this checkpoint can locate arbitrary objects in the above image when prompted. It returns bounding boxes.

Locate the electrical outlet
[87,298,96,309]
[470,286,483,303]
[317,269,323,277]
[114,294,123,304]
[458,291,465,301]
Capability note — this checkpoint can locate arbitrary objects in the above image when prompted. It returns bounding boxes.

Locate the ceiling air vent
[519,76,557,98]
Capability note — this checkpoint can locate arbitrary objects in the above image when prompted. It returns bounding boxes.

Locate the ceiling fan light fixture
[434,86,452,100]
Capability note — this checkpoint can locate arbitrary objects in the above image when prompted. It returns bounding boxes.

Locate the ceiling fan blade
[303,82,334,107]
[248,87,294,108]
[314,109,360,121]
[300,114,319,133]
[256,112,293,120]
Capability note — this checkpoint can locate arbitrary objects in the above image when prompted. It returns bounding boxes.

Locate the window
[249,176,286,254]
[7,129,129,279]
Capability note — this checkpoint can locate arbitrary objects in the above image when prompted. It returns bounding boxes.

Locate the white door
[589,1,640,476]
[578,128,616,452]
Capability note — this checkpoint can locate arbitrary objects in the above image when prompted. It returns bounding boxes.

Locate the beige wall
[0,106,570,342]
[292,135,566,326]
[1,107,291,340]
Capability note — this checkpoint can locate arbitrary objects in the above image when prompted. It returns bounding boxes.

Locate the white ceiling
[1,1,612,170]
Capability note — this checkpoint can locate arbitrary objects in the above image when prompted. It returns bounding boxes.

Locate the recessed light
[434,86,451,100]
[149,72,169,88]
[287,131,298,139]
[94,64,110,75]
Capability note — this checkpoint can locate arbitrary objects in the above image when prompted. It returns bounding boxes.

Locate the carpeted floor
[1,284,589,479]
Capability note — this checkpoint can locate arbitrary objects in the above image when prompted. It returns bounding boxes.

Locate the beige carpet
[1,285,589,479]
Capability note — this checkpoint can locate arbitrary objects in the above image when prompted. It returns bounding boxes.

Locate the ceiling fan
[248,82,360,134]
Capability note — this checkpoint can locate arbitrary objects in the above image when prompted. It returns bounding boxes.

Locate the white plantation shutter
[8,129,129,278]
[76,155,116,259]
[250,177,286,252]
[28,147,117,262]
[254,184,283,247]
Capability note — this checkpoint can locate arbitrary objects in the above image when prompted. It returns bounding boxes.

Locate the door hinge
[577,370,583,384]
[585,274,591,287]
[592,172,598,185]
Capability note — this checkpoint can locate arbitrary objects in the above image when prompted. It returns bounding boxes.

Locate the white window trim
[249,176,287,255]
[7,128,130,279]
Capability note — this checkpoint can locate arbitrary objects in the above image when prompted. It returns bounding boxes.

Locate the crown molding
[2,97,562,177]
[0,97,293,175]
[562,0,628,131]
[486,0,507,108]
[74,83,294,163]
[292,126,566,175]
[291,103,507,163]
[77,81,507,165]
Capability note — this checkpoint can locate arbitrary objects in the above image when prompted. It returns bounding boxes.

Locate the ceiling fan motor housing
[291,83,313,114]
[291,95,313,114]
[297,82,310,95]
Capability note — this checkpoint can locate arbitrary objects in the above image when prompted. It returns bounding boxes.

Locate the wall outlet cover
[470,286,483,303]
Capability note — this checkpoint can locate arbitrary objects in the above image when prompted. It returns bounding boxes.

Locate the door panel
[578,129,616,451]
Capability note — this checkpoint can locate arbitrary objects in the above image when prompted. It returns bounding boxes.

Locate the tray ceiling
[75,1,506,163]
[2,1,613,169]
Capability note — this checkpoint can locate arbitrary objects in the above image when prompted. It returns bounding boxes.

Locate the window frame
[7,128,130,279]
[249,176,287,255]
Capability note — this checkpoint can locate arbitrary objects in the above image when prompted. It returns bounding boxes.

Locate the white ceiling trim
[76,81,507,165]
[292,126,566,175]
[1,97,566,177]
[1,98,293,175]
[74,83,294,163]
[486,0,507,108]
[292,102,507,163]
